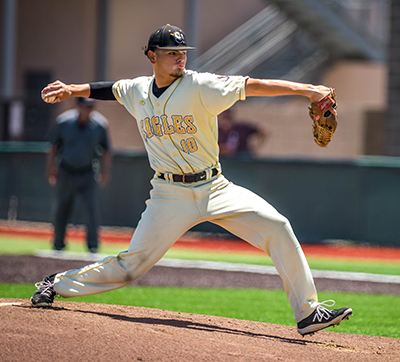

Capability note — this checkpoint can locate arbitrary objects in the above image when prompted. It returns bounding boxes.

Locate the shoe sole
[297,308,353,336]
[30,298,53,308]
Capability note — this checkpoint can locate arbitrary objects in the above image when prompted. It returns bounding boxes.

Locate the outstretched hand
[41,80,73,104]
[309,88,338,147]
[309,86,333,103]
[41,81,90,104]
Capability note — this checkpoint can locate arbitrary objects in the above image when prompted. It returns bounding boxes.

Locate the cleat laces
[312,300,335,322]
[35,280,56,297]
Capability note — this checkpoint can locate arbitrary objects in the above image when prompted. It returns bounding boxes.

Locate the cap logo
[145,25,195,55]
[173,31,185,44]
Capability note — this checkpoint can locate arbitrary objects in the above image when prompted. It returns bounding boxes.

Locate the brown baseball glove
[309,89,338,147]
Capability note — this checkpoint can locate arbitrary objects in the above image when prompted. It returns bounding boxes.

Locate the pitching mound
[1,298,398,361]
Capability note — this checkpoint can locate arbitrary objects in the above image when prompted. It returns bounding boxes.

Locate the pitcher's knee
[273,216,297,241]
[124,272,138,283]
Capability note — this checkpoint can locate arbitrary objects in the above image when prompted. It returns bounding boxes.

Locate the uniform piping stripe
[147,78,186,171]
[159,77,190,173]
[112,82,123,105]
[162,77,182,114]
[162,76,196,173]
[58,255,119,279]
[148,81,154,108]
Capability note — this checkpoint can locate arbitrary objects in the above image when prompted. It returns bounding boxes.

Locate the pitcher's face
[150,49,187,79]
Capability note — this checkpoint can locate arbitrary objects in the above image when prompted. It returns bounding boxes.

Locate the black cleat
[31,274,58,307]
[297,300,352,336]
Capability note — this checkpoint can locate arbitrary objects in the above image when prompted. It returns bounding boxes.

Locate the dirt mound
[2,254,400,361]
[1,298,398,362]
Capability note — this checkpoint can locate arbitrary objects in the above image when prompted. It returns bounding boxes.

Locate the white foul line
[34,250,400,285]
[156,258,400,284]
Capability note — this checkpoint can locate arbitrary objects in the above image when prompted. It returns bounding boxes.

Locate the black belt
[159,168,218,184]
[60,162,93,175]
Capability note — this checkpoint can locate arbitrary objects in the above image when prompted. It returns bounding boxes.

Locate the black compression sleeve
[89,81,116,100]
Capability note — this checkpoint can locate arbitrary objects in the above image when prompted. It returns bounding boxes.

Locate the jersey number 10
[180,138,198,154]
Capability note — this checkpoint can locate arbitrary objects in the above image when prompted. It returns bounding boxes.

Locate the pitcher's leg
[211,183,318,322]
[53,181,200,297]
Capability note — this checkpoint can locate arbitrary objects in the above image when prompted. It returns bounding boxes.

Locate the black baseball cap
[144,24,196,56]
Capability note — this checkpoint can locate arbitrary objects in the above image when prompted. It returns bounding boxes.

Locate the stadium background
[0,0,399,246]
[1,2,400,358]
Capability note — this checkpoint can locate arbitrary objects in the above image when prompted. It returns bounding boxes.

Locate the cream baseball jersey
[112,70,247,174]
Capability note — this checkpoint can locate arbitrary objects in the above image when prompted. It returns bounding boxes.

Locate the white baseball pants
[54,174,318,322]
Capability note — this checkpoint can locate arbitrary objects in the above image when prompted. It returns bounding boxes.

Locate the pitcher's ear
[147,49,156,64]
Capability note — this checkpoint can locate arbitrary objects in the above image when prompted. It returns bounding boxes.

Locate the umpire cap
[144,24,196,56]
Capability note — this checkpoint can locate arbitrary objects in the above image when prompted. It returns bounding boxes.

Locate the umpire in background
[46,97,112,253]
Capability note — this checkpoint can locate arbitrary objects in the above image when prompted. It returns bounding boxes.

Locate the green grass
[166,249,400,276]
[2,236,126,255]
[2,234,400,339]
[2,236,400,275]
[2,283,399,338]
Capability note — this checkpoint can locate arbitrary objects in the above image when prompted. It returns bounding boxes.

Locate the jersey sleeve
[112,79,133,105]
[197,73,248,116]
[112,77,151,119]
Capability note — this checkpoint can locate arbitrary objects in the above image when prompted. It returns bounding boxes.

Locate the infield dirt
[1,254,400,362]
[1,298,399,362]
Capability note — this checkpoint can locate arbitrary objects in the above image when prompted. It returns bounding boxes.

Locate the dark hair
[144,46,155,57]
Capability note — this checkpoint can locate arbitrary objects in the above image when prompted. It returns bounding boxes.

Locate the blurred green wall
[1,142,400,246]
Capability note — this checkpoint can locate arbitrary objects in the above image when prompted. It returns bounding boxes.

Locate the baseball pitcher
[33,24,350,336]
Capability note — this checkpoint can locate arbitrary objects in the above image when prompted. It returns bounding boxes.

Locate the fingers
[308,86,327,103]
[318,86,331,100]
[41,80,72,103]
[42,80,62,96]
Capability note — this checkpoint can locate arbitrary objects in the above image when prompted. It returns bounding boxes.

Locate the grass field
[1,234,400,338]
[2,235,400,275]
